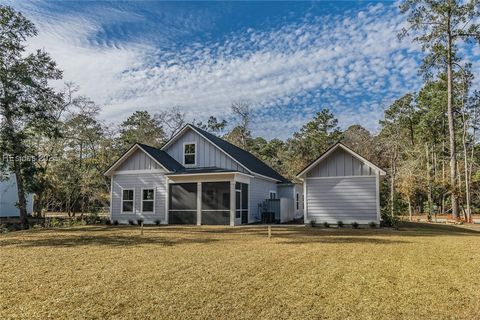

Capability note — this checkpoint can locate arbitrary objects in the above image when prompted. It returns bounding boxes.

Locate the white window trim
[183,141,197,167]
[141,188,156,214]
[269,190,277,199]
[121,188,135,214]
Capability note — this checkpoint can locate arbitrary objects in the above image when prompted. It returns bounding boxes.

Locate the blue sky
[4,1,479,139]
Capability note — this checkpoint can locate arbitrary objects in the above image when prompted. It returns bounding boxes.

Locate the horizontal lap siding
[306,177,378,223]
[111,173,166,223]
[249,177,277,222]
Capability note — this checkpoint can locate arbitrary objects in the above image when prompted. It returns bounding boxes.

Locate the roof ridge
[189,124,289,183]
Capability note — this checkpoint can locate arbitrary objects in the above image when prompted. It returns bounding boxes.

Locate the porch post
[197,182,201,226]
[230,180,235,226]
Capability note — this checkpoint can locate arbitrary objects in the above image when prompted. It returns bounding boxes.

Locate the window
[269,191,277,199]
[183,142,196,165]
[296,193,299,210]
[142,189,155,213]
[122,189,134,213]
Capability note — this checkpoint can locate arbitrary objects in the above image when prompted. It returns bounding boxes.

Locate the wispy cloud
[8,1,429,139]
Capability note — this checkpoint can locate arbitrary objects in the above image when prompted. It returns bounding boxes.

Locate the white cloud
[10,1,432,139]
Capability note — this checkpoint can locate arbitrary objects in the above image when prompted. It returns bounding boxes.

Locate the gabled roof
[137,143,184,172]
[296,142,386,178]
[162,124,290,183]
[104,143,183,176]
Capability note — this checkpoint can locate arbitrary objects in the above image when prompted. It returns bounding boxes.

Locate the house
[105,124,303,225]
[0,173,34,217]
[296,143,386,225]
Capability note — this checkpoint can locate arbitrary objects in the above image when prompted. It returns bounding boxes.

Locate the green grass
[1,223,479,319]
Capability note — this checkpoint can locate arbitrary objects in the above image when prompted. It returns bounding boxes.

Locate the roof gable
[162,124,289,183]
[296,143,386,178]
[104,143,183,176]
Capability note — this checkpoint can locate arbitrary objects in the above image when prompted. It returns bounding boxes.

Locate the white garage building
[297,143,386,225]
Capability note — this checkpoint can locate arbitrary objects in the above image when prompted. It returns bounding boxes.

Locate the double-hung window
[184,143,196,166]
[296,192,299,210]
[122,189,134,213]
[142,189,155,213]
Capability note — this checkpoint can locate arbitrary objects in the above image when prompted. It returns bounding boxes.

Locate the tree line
[1,2,479,228]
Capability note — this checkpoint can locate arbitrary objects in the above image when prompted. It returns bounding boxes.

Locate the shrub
[380,212,399,228]
[137,218,144,226]
[309,220,316,227]
[337,221,344,228]
[49,217,63,228]
[32,223,43,230]
[154,219,161,226]
[0,224,9,234]
[128,220,135,225]
[113,220,119,226]
[351,222,359,229]
[323,222,330,228]
[369,221,377,228]
[105,219,111,225]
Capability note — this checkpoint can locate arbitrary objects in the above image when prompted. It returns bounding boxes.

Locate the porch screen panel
[169,183,197,224]
[235,182,249,223]
[201,182,230,225]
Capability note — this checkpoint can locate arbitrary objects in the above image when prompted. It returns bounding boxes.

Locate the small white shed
[297,143,386,225]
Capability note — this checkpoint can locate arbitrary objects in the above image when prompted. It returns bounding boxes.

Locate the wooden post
[268,225,271,238]
[141,222,144,236]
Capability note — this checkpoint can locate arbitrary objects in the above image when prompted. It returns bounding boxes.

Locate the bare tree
[231,101,252,150]
[155,107,186,139]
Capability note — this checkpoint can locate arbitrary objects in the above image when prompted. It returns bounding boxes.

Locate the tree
[229,101,252,150]
[196,116,227,133]
[155,107,186,139]
[285,108,342,177]
[0,6,63,228]
[399,0,480,219]
[119,111,165,148]
[341,125,374,159]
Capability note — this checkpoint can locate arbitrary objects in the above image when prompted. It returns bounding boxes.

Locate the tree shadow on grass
[0,233,220,248]
[1,222,478,248]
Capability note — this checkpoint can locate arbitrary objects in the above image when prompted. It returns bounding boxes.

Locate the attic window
[184,143,196,166]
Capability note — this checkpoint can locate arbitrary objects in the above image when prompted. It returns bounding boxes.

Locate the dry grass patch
[1,223,479,319]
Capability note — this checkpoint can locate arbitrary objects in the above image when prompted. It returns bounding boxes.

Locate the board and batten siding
[306,148,375,178]
[306,176,377,223]
[249,176,277,222]
[111,173,167,223]
[116,149,163,171]
[164,128,249,173]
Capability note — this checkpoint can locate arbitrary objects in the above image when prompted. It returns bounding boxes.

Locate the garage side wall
[306,177,377,223]
[305,147,379,224]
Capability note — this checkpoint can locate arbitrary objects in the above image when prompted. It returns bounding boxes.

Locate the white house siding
[249,176,277,222]
[111,173,166,224]
[117,149,163,171]
[0,174,33,217]
[306,176,377,224]
[277,184,293,198]
[164,128,249,173]
[306,148,374,178]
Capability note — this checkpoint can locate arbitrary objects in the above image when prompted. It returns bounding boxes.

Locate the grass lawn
[1,223,479,320]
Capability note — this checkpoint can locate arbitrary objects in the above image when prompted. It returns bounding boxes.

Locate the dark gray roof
[137,143,184,172]
[166,167,242,175]
[190,125,290,183]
